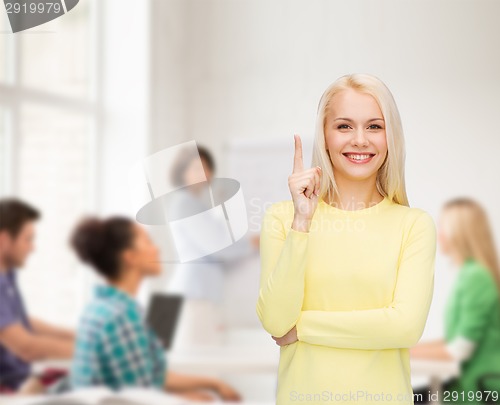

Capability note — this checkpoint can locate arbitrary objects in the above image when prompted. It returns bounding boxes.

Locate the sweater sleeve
[295,211,437,350]
[445,335,477,362]
[455,268,499,343]
[255,202,309,337]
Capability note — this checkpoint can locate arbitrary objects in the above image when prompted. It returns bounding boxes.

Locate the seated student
[411,198,500,404]
[0,198,75,393]
[69,216,242,402]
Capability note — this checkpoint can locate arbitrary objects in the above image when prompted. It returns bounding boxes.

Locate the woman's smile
[342,152,376,164]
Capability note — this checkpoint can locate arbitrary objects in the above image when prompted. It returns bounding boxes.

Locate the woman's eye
[368,124,382,129]
[337,124,350,129]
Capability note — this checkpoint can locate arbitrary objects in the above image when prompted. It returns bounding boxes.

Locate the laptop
[146,293,184,350]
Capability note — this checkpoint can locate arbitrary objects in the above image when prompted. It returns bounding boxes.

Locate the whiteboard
[222,135,314,327]
[224,135,314,226]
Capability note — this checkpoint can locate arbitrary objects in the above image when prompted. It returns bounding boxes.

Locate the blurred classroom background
[1,0,500,402]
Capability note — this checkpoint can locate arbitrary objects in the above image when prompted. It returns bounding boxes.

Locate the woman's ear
[120,248,136,269]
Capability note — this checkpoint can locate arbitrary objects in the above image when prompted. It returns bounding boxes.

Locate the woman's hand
[177,390,217,402]
[409,346,420,357]
[165,371,241,401]
[250,234,260,250]
[272,326,298,346]
[213,381,242,401]
[289,135,322,232]
[409,339,454,360]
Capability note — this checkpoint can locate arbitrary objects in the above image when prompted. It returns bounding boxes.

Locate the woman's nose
[351,129,369,147]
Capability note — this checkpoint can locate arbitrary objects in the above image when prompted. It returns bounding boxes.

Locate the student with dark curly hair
[69,216,241,402]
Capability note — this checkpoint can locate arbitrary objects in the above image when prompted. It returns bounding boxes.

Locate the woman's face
[324,88,388,184]
[127,224,162,276]
[437,212,453,256]
[183,156,213,186]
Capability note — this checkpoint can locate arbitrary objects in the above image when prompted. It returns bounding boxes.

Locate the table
[411,359,460,404]
[167,345,460,404]
[33,345,460,404]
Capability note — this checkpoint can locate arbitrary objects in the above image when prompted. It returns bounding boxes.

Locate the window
[0,109,7,194]
[0,1,99,326]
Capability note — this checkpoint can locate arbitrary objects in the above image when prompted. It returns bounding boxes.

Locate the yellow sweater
[256,195,437,405]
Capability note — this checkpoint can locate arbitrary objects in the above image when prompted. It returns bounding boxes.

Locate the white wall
[3,0,498,400]
[149,0,500,339]
[98,0,151,216]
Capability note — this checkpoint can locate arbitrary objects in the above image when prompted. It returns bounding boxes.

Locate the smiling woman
[256,73,436,405]
[326,89,388,179]
[314,74,407,209]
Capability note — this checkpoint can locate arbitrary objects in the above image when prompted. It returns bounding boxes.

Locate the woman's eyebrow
[333,117,385,122]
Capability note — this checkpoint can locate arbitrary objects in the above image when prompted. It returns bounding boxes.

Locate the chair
[477,373,500,404]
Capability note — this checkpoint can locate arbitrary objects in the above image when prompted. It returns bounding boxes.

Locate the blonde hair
[441,197,500,294]
[311,73,409,206]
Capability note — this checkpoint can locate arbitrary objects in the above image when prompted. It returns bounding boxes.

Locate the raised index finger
[293,134,304,173]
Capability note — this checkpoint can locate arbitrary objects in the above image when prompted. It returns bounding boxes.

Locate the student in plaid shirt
[69,216,241,402]
[71,284,166,389]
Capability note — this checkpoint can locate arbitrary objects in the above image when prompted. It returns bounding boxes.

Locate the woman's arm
[0,323,74,362]
[410,336,478,362]
[165,370,219,392]
[255,202,309,338]
[410,339,454,360]
[294,211,437,350]
[454,268,499,343]
[165,371,241,401]
[29,318,75,340]
[429,268,498,362]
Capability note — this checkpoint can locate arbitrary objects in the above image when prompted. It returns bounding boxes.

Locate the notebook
[146,293,184,350]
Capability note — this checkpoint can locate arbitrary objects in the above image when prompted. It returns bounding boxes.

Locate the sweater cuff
[445,335,477,362]
[288,226,311,236]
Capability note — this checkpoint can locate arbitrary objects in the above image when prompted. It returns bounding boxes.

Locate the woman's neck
[451,253,467,268]
[327,178,384,210]
[111,268,143,298]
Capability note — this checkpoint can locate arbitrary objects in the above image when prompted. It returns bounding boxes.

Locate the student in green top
[411,197,500,404]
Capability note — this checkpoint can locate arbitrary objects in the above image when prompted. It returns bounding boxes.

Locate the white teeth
[346,154,372,160]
